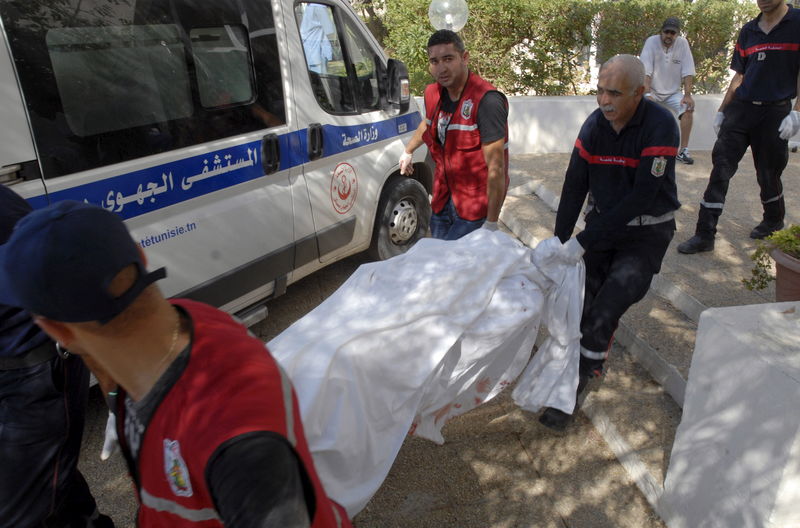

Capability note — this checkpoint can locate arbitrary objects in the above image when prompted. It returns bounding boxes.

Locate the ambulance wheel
[370,177,430,260]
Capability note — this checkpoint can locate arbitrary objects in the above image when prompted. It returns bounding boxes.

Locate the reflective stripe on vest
[277,363,297,447]
[447,123,478,132]
[140,489,221,523]
[332,503,343,527]
[580,346,607,360]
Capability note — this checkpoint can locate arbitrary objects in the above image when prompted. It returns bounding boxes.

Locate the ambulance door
[289,1,419,264]
[0,0,302,314]
[0,22,44,201]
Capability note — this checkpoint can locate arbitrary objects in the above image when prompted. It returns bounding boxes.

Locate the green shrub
[744,225,800,291]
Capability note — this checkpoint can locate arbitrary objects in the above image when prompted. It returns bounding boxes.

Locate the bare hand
[681,94,695,113]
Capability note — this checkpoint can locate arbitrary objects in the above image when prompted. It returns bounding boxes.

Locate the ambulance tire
[370,176,431,260]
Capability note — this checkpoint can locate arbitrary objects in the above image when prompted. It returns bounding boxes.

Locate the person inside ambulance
[299,3,337,74]
[0,201,352,528]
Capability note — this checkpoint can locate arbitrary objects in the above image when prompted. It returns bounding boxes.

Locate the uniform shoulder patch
[651,156,667,177]
[164,439,193,497]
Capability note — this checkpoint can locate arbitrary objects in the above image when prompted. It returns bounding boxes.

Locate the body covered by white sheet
[268,230,584,515]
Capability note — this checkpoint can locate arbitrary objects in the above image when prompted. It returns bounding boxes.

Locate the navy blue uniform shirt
[555,98,680,250]
[732,4,800,102]
[0,186,49,357]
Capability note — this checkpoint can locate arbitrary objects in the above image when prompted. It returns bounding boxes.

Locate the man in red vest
[400,29,509,240]
[0,201,351,528]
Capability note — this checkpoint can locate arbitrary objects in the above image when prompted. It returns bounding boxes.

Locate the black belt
[748,99,790,106]
[0,342,57,370]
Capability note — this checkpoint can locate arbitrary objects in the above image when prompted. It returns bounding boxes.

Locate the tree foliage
[595,0,758,93]
[356,0,759,96]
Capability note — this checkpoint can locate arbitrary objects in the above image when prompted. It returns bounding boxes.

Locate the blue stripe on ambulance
[27,113,421,220]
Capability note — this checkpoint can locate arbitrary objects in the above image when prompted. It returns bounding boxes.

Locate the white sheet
[268,230,584,515]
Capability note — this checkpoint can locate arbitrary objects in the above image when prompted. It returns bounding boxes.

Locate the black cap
[662,17,681,32]
[0,201,166,323]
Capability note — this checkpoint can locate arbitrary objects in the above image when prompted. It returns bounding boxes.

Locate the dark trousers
[0,353,107,528]
[696,99,789,237]
[579,225,675,371]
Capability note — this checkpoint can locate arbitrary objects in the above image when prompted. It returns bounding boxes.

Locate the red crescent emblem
[330,163,358,214]
[337,174,351,200]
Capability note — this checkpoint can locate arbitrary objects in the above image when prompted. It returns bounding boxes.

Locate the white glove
[560,237,585,264]
[713,111,725,136]
[778,110,800,140]
[100,411,119,461]
[481,221,498,231]
[399,150,413,175]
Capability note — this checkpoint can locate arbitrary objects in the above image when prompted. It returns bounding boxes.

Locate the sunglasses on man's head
[663,30,677,35]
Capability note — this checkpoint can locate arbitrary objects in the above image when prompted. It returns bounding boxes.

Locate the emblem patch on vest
[164,439,193,497]
[651,156,667,177]
[461,99,474,120]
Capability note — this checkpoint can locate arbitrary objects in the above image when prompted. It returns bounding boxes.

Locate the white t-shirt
[639,34,696,97]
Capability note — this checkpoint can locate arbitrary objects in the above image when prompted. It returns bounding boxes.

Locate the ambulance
[0,0,432,324]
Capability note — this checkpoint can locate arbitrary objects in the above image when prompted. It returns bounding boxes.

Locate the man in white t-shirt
[640,17,696,164]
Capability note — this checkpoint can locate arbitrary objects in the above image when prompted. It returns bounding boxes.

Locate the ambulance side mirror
[385,59,410,114]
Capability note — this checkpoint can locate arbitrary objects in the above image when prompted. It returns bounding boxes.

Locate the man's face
[596,64,643,130]
[660,28,677,47]
[427,43,469,90]
[757,0,784,14]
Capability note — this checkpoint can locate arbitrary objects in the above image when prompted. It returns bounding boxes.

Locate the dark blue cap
[0,200,166,323]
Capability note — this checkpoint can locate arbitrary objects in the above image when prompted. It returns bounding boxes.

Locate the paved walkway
[78,150,800,527]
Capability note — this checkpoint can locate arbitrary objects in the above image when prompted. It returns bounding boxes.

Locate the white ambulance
[0,0,432,323]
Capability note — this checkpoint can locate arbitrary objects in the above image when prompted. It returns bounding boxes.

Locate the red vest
[423,72,509,220]
[117,299,351,528]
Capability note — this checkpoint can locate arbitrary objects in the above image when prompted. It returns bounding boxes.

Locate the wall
[417,94,800,154]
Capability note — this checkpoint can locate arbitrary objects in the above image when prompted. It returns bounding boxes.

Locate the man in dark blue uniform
[0,186,113,528]
[539,54,680,430]
[678,0,800,253]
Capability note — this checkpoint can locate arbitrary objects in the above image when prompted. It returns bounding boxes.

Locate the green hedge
[376,0,759,96]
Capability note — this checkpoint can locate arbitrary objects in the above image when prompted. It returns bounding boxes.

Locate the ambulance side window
[46,25,195,138]
[341,15,380,112]
[296,3,354,114]
[191,26,255,109]
[295,2,382,114]
[0,0,286,180]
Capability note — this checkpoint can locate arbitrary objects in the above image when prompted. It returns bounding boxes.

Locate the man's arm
[400,119,427,175]
[777,69,800,139]
[794,69,800,112]
[719,72,743,112]
[482,138,506,222]
[681,75,694,111]
[640,37,655,94]
[474,91,509,222]
[209,433,312,528]
[554,144,590,243]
